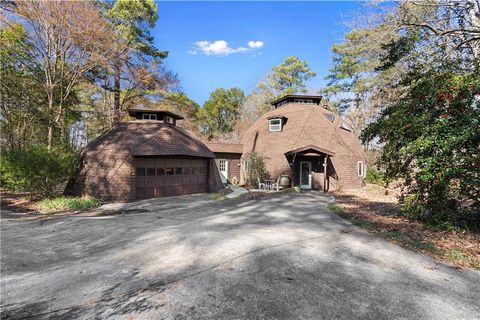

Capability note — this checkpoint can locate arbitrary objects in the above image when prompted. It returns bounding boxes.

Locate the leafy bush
[244,151,269,187]
[366,168,390,187]
[0,145,78,197]
[400,194,424,220]
[363,71,480,229]
[39,196,101,212]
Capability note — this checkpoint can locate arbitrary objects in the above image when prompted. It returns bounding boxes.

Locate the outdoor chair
[270,176,280,191]
[257,177,266,190]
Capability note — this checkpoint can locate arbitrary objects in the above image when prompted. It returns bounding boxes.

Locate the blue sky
[154,1,362,104]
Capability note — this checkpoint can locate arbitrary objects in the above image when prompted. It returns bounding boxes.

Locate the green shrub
[400,194,424,220]
[39,196,101,212]
[0,145,78,197]
[366,168,390,187]
[244,151,269,187]
[400,193,453,225]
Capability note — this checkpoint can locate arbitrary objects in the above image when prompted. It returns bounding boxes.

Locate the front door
[218,159,228,184]
[300,161,312,189]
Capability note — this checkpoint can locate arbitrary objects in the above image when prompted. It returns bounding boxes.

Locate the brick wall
[73,149,135,202]
[208,159,223,192]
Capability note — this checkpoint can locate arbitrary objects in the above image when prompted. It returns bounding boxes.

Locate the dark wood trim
[323,155,328,193]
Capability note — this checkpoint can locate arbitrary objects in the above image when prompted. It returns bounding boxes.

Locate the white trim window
[219,160,226,171]
[294,99,313,104]
[165,115,174,124]
[243,160,250,172]
[276,100,289,108]
[142,113,157,120]
[357,161,366,177]
[268,118,282,132]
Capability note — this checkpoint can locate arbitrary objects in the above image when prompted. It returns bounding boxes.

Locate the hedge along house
[72,108,223,201]
[240,95,366,191]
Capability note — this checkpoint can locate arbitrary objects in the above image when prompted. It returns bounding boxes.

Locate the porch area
[285,145,335,192]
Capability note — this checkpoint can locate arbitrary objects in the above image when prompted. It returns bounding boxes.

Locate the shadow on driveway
[1,192,479,319]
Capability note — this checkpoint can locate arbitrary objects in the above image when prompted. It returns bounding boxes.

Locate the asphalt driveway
[1,192,479,319]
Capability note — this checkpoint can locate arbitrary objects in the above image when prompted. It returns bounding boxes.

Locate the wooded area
[1,0,479,230]
[322,0,479,229]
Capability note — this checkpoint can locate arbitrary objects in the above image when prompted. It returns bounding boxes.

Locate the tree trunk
[47,98,54,149]
[113,60,121,123]
[468,0,480,60]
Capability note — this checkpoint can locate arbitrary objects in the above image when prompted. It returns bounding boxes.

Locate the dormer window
[269,118,282,132]
[142,113,157,120]
[165,115,174,124]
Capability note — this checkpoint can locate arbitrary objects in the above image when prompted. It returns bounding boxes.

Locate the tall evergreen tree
[200,88,245,139]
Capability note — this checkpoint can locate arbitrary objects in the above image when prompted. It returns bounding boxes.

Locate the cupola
[270,94,322,109]
[128,108,184,126]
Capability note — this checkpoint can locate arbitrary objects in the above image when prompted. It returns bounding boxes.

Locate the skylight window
[324,113,335,123]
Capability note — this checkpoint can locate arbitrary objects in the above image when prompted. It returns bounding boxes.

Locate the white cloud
[248,41,263,49]
[191,40,264,56]
[194,40,248,56]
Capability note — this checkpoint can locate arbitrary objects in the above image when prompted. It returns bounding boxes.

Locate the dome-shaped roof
[241,103,364,158]
[85,122,214,158]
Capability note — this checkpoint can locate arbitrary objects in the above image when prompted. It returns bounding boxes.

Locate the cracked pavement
[1,192,479,319]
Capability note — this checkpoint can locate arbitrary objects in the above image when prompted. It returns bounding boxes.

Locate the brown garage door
[134,157,208,199]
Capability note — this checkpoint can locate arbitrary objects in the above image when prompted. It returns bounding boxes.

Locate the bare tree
[396,0,480,63]
[9,0,113,148]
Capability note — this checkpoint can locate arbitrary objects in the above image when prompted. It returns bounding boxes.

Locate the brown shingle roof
[285,145,335,156]
[85,122,214,158]
[240,102,366,186]
[241,104,364,159]
[203,141,244,154]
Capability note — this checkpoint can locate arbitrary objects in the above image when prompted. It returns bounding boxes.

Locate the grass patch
[327,203,343,213]
[327,201,480,269]
[39,196,101,212]
[210,194,226,201]
[328,203,440,253]
[445,249,480,270]
[383,231,442,255]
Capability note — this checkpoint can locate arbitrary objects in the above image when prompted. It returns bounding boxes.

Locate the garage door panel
[135,157,208,200]
[144,187,155,198]
[174,176,182,184]
[165,176,175,186]
[156,187,166,197]
[136,178,145,188]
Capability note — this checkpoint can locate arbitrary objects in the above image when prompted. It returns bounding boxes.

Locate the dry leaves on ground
[333,184,480,270]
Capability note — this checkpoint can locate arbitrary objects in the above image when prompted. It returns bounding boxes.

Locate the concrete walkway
[1,192,479,319]
[225,185,249,199]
